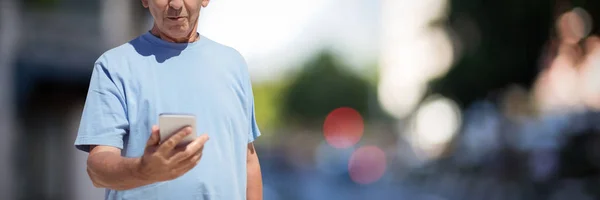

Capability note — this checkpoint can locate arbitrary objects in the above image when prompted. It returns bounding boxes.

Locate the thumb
[146,125,160,146]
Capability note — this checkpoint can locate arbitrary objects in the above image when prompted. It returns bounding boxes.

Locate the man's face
[142,0,209,39]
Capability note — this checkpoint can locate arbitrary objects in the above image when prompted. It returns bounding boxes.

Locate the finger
[168,135,206,157]
[169,143,204,161]
[146,125,161,147]
[172,153,202,175]
[169,134,209,163]
[196,134,210,145]
[157,126,192,154]
[168,145,187,157]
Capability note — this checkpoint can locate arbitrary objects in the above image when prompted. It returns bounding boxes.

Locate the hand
[136,125,209,182]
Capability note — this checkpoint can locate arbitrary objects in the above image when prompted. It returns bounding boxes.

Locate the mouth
[166,16,186,21]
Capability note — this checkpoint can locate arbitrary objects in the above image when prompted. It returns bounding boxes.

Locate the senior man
[74,0,263,199]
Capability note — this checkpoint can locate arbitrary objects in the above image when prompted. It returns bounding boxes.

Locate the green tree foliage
[252,81,287,137]
[281,50,371,125]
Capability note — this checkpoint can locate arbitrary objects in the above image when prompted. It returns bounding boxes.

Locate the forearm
[87,151,153,190]
[246,154,263,200]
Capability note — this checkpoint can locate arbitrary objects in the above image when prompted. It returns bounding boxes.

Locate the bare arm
[86,145,152,191]
[86,126,209,191]
[246,142,263,200]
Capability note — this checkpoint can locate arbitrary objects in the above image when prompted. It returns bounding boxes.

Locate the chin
[167,28,193,38]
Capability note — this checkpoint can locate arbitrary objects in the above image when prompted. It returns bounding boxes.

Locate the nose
[169,0,183,10]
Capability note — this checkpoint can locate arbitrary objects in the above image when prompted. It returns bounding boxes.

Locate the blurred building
[2,1,147,199]
[1,1,20,200]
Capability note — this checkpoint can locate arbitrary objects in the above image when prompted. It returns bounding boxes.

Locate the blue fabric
[74,32,261,200]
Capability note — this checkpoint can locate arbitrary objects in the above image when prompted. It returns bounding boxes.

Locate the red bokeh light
[348,146,387,185]
[323,107,364,149]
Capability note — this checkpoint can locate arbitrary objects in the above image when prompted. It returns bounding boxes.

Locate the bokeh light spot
[323,107,364,149]
[411,95,461,159]
[348,146,387,185]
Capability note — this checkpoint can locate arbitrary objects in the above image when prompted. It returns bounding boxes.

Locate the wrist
[129,157,152,183]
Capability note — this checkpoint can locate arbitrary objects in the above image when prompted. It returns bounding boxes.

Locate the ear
[201,0,210,8]
[141,0,149,8]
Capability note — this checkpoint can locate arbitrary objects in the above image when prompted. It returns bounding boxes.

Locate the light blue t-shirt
[74,31,261,200]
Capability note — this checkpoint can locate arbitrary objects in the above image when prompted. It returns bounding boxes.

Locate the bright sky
[197,0,381,82]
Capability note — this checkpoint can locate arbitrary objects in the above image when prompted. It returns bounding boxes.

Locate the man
[533,10,585,114]
[74,0,263,199]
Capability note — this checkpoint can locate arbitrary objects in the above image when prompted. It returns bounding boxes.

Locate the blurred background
[2,0,600,199]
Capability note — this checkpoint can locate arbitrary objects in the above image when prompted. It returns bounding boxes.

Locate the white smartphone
[158,113,197,145]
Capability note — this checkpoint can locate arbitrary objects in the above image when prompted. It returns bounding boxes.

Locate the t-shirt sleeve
[242,64,261,143]
[247,88,261,143]
[74,58,129,152]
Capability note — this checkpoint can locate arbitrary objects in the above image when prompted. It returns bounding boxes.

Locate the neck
[150,24,199,43]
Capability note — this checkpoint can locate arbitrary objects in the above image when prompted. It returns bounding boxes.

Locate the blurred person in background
[534,10,586,114]
[73,0,263,200]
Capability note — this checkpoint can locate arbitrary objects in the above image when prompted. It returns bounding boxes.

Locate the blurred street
[2,0,600,199]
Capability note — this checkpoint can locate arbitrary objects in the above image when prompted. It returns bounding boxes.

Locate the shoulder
[200,37,255,89]
[95,39,141,66]
[92,36,149,76]
[201,36,247,65]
